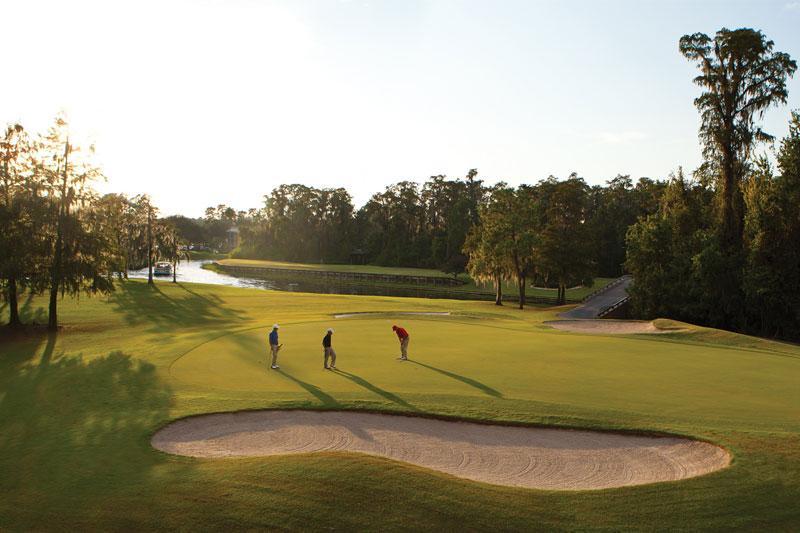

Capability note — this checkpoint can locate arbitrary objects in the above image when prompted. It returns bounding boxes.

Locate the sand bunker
[334,312,451,319]
[152,410,728,490]
[546,320,680,335]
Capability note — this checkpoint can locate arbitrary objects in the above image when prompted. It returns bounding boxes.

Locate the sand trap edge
[151,409,731,491]
[334,312,452,319]
[545,319,688,335]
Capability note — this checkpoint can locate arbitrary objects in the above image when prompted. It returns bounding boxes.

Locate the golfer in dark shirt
[323,328,336,369]
[268,324,281,369]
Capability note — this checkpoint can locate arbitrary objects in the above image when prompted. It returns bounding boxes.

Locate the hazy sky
[3,0,799,216]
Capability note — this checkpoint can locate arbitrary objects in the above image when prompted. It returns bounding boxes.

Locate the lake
[126,260,503,301]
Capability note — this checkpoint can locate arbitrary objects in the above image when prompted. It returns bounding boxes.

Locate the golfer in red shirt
[392,325,410,361]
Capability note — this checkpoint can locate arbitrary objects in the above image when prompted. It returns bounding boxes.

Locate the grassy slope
[220,258,451,277]
[1,281,798,531]
[186,250,228,260]
[457,276,616,300]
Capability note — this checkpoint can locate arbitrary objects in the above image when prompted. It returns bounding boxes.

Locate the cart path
[561,276,633,319]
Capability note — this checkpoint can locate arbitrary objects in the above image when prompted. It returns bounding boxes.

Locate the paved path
[561,276,633,319]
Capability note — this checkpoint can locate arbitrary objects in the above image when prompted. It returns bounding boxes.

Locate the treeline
[165,204,263,252]
[462,175,664,308]
[0,116,182,330]
[627,113,800,337]
[626,28,798,338]
[222,172,664,284]
[228,174,482,271]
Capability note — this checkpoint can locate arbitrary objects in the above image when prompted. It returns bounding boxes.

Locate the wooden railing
[598,296,631,318]
[581,275,632,303]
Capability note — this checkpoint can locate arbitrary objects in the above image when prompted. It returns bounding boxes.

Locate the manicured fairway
[1,281,799,530]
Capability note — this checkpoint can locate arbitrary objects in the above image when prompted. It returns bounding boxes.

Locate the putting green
[170,315,799,432]
[171,317,515,394]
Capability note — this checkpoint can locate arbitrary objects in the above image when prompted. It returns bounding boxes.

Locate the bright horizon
[3,0,799,217]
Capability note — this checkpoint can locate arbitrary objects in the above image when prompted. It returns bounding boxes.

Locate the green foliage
[627,116,800,339]
[625,28,797,337]
[535,175,594,304]
[0,123,41,326]
[625,171,713,322]
[585,175,665,277]
[164,215,207,244]
[465,184,538,308]
[742,113,800,337]
[680,27,797,246]
[34,116,116,329]
[251,184,355,263]
[465,177,597,307]
[228,171,662,287]
[464,189,509,305]
[233,172,484,272]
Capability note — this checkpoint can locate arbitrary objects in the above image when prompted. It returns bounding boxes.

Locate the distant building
[350,248,368,265]
[226,226,240,250]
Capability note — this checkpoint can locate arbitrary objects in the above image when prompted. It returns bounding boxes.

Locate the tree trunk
[172,258,177,283]
[7,276,20,327]
[125,246,131,279]
[517,274,526,310]
[48,141,69,332]
[147,207,154,284]
[720,143,743,248]
[48,220,63,331]
[48,283,59,331]
[494,274,503,306]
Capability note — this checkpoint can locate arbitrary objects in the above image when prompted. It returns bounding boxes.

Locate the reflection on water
[127,260,272,290]
[126,260,494,301]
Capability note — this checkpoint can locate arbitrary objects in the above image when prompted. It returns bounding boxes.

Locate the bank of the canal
[128,259,609,304]
[210,260,608,304]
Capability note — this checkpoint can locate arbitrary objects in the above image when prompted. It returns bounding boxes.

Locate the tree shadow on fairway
[0,290,47,326]
[278,371,341,407]
[177,282,226,305]
[408,360,503,398]
[0,331,50,397]
[0,341,187,522]
[333,370,419,412]
[18,290,47,325]
[108,280,245,333]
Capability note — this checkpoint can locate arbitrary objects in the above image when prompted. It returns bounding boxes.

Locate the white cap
[272,324,280,329]
[327,328,334,333]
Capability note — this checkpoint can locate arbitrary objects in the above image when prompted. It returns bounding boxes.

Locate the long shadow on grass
[18,290,47,325]
[278,371,340,407]
[408,360,503,398]
[0,340,186,520]
[333,370,419,412]
[108,280,245,333]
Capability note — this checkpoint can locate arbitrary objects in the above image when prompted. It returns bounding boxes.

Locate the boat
[154,261,173,276]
